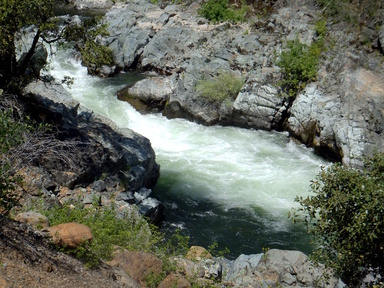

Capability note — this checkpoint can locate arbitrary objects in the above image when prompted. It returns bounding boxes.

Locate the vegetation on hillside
[315,0,383,25]
[198,0,249,23]
[276,19,327,98]
[290,153,384,286]
[196,72,244,103]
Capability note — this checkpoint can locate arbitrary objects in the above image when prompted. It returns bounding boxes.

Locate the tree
[0,0,114,90]
[0,0,55,89]
[291,153,384,286]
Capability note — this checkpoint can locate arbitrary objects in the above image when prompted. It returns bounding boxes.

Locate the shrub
[40,203,161,266]
[290,153,384,286]
[315,0,384,25]
[36,202,191,268]
[196,72,244,103]
[276,38,324,98]
[198,0,249,23]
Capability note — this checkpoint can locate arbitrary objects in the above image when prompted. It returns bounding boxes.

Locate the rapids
[48,47,328,258]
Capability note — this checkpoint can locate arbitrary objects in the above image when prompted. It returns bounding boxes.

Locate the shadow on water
[153,169,314,260]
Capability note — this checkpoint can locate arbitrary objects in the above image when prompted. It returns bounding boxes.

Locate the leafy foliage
[40,203,160,265]
[33,201,191,269]
[0,108,32,214]
[276,36,325,98]
[196,72,244,103]
[198,0,249,23]
[64,17,114,68]
[0,0,55,88]
[315,0,384,25]
[290,153,384,285]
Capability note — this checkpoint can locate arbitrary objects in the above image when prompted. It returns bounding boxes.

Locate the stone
[117,76,177,113]
[91,180,107,192]
[109,251,162,286]
[22,82,160,191]
[14,212,50,229]
[72,0,113,10]
[158,274,191,288]
[115,191,135,204]
[186,246,213,260]
[137,197,165,225]
[44,222,93,248]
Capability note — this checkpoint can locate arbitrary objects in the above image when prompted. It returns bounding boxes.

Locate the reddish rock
[186,246,212,260]
[44,222,93,248]
[109,251,162,287]
[158,273,191,288]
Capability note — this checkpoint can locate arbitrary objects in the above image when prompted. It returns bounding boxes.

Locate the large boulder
[44,222,93,248]
[219,74,288,130]
[108,251,163,287]
[287,69,384,165]
[117,76,177,113]
[22,81,160,190]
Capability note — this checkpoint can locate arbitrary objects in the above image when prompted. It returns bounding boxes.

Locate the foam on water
[48,47,328,257]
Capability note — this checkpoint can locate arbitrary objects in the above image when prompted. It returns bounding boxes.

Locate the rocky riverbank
[99,0,384,167]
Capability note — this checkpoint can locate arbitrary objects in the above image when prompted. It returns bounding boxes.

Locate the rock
[117,76,177,113]
[115,191,135,204]
[224,249,342,287]
[219,77,287,130]
[109,251,162,287]
[22,81,160,190]
[158,273,191,288]
[0,276,7,288]
[174,256,222,281]
[44,222,93,248]
[186,246,213,260]
[72,0,113,10]
[287,69,384,165]
[379,25,384,53]
[91,180,107,192]
[137,197,165,225]
[14,212,50,229]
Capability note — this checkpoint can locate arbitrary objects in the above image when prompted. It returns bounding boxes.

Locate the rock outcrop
[101,0,384,165]
[223,249,343,287]
[21,80,162,222]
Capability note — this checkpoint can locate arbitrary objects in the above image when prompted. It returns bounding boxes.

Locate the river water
[48,47,328,259]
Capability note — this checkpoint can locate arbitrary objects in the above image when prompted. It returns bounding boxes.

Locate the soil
[0,215,136,288]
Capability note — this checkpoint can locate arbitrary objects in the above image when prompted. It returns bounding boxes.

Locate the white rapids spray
[48,47,328,257]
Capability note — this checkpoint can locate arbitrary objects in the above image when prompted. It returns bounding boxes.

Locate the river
[48,47,328,259]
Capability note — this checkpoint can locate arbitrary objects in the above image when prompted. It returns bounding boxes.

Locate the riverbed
[48,47,328,259]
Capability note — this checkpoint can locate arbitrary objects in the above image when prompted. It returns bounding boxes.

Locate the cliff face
[100,0,384,166]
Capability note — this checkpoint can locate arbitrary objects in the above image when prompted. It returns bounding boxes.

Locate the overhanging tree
[0,0,56,88]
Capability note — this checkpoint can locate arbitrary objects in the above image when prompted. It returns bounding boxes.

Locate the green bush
[40,203,161,266]
[36,202,191,268]
[276,38,324,98]
[196,72,244,103]
[0,108,32,214]
[290,153,384,286]
[315,0,384,25]
[198,0,249,23]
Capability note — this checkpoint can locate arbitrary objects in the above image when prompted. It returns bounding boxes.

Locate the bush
[198,0,249,23]
[315,0,384,25]
[196,72,244,103]
[290,153,384,286]
[39,203,162,266]
[0,108,32,214]
[35,202,191,268]
[276,37,324,98]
